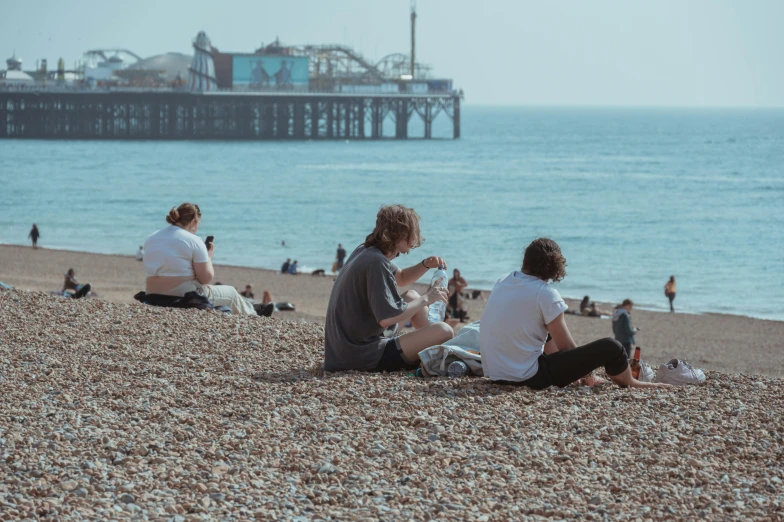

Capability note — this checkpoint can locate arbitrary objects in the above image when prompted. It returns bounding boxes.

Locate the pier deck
[0,90,460,140]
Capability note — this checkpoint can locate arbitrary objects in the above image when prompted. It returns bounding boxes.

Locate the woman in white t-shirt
[143,202,258,316]
[481,238,668,389]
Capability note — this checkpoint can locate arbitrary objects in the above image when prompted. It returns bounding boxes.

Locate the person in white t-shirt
[135,246,144,261]
[143,202,260,316]
[481,238,668,389]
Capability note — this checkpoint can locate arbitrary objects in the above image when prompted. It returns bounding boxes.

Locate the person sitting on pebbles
[481,238,669,389]
[143,203,273,316]
[62,268,92,299]
[323,204,454,372]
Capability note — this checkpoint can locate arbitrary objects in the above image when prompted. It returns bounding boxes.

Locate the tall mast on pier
[410,0,416,78]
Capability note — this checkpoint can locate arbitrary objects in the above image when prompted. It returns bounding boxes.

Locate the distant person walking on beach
[143,203,265,316]
[664,276,677,313]
[612,299,639,359]
[28,224,40,249]
[136,245,144,261]
[336,244,347,271]
[323,204,454,372]
[481,238,666,389]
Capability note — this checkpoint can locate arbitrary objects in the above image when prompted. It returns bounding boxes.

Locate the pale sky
[1,0,782,106]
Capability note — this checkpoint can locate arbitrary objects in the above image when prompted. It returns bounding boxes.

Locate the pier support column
[293,101,305,139]
[310,101,320,138]
[357,102,365,138]
[151,100,161,138]
[344,102,351,138]
[261,103,274,138]
[453,96,460,139]
[424,101,432,139]
[326,101,334,138]
[0,97,7,138]
[395,100,408,139]
[372,99,381,139]
[275,102,286,138]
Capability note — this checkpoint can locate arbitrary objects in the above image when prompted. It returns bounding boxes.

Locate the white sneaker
[653,359,706,385]
[638,361,655,383]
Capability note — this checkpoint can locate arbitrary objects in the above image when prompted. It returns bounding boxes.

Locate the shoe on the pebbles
[71,283,92,299]
[253,302,275,317]
[653,359,705,385]
[638,361,655,383]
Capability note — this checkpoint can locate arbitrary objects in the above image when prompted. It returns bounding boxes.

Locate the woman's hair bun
[166,208,180,225]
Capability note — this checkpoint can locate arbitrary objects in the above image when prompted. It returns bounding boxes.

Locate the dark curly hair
[521,238,567,283]
[364,204,423,256]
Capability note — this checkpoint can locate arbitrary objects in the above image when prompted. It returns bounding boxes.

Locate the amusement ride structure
[0,3,460,140]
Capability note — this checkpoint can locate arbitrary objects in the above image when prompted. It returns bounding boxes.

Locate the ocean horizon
[2,106,783,320]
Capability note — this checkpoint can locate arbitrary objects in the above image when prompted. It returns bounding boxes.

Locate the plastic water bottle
[446,356,469,378]
[427,266,448,323]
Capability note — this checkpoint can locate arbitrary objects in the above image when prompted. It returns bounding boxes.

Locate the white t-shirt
[143,225,209,278]
[480,271,568,382]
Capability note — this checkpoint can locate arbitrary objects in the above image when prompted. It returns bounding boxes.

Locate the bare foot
[582,374,608,387]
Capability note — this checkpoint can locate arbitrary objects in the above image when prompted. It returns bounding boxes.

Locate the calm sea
[1,107,783,319]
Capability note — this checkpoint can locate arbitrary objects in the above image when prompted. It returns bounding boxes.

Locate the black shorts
[371,337,418,372]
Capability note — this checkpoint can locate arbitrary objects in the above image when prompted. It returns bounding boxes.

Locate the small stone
[589,496,601,505]
[61,480,78,491]
[74,488,88,498]
[120,493,135,504]
[209,493,226,502]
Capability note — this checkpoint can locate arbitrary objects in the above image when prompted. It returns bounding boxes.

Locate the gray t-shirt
[324,245,408,371]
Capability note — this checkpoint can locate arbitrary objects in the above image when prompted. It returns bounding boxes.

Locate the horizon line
[460,103,784,110]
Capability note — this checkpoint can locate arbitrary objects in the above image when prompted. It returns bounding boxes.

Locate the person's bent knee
[598,337,624,352]
[401,289,421,302]
[430,321,454,343]
[598,337,628,376]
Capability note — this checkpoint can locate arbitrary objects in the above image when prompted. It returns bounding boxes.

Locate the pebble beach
[1,245,784,520]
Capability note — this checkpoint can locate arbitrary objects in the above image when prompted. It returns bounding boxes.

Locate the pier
[0,90,460,140]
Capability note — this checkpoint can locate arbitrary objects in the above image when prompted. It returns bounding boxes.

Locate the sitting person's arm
[193,242,215,284]
[545,312,578,352]
[379,285,447,328]
[395,256,447,287]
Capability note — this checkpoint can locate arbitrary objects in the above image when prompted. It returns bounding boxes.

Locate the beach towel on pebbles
[419,321,483,377]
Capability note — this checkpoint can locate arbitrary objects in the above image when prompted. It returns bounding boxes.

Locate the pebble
[0,289,781,520]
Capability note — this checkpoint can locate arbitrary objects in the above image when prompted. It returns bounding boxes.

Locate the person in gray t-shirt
[324,205,454,372]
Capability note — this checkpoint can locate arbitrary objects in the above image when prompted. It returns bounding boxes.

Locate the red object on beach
[630,346,642,380]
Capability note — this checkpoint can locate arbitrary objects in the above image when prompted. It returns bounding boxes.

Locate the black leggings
[494,337,629,390]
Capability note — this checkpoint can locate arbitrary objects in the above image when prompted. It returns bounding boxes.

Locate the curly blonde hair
[364,204,423,256]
